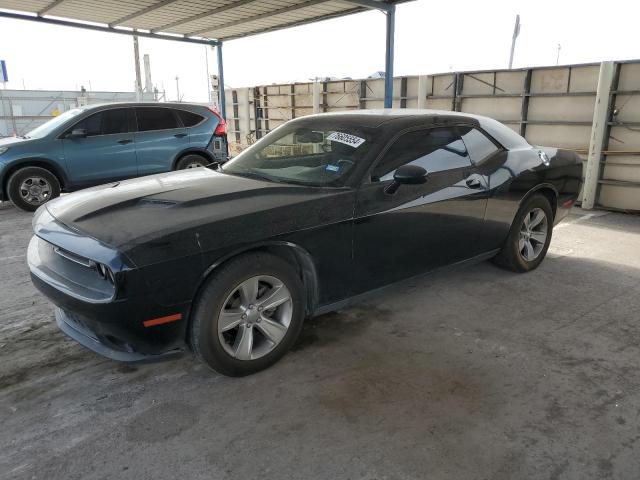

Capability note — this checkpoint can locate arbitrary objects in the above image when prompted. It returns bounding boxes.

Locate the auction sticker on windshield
[327,132,366,148]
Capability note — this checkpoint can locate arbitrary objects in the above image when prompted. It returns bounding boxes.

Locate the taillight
[207,106,227,136]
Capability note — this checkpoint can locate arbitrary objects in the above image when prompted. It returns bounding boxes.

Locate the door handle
[174,133,187,138]
[465,176,482,189]
[118,139,133,145]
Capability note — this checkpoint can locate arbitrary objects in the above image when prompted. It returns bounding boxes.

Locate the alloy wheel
[217,275,293,361]
[518,207,548,261]
[19,176,52,206]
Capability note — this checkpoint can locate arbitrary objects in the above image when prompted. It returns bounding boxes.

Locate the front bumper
[28,228,191,363]
[56,307,183,363]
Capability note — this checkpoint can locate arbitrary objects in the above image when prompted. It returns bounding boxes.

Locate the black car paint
[28,110,582,360]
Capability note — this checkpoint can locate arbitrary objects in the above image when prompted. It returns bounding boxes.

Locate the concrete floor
[1,202,639,480]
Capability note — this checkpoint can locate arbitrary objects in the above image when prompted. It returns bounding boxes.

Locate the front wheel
[7,166,61,212]
[493,194,553,272]
[190,252,305,376]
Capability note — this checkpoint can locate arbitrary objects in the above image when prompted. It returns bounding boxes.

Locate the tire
[7,166,61,212]
[190,252,306,376]
[176,154,209,170]
[492,194,554,273]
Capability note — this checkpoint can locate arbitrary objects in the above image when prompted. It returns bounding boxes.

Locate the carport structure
[0,0,409,118]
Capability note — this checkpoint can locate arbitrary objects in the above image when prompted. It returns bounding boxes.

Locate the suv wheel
[176,154,209,170]
[7,166,61,212]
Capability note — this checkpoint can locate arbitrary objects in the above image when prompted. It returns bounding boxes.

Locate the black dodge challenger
[28,110,582,376]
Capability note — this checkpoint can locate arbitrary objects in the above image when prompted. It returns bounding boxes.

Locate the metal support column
[417,75,429,109]
[312,81,321,114]
[383,5,395,108]
[582,61,616,210]
[216,42,226,120]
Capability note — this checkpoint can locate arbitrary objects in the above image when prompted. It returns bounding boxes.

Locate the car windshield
[222,122,373,187]
[25,108,84,139]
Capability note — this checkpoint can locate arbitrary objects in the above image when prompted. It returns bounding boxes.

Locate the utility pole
[175,76,181,102]
[508,14,520,69]
[133,35,142,101]
[556,44,562,65]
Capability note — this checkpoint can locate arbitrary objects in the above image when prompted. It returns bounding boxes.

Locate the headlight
[96,262,116,285]
[0,147,8,155]
[32,205,55,231]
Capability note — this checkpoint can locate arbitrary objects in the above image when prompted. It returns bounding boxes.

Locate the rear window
[136,107,179,131]
[458,126,500,164]
[176,109,205,127]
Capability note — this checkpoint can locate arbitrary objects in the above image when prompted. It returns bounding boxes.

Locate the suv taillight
[207,106,227,136]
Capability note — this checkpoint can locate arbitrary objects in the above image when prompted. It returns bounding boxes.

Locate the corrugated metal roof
[0,0,408,42]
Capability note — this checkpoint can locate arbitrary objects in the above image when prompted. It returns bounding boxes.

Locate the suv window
[70,108,129,137]
[372,127,471,181]
[458,126,500,164]
[101,109,129,135]
[136,107,179,131]
[176,109,204,127]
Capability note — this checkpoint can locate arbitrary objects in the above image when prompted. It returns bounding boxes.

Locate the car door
[352,126,489,294]
[61,107,137,188]
[456,125,506,253]
[133,106,188,176]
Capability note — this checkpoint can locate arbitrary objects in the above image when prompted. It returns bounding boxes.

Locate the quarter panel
[483,147,582,248]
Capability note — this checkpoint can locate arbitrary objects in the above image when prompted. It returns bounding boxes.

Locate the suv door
[61,108,137,188]
[352,126,489,293]
[133,107,188,176]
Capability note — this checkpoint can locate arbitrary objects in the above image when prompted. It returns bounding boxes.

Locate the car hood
[0,136,35,148]
[45,168,351,266]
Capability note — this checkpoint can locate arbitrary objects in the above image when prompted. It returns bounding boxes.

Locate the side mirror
[67,128,87,139]
[385,165,428,194]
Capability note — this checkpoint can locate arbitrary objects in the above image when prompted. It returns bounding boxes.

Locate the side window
[101,109,129,135]
[372,127,471,181]
[458,126,500,164]
[176,109,204,127]
[136,107,179,131]
[73,112,102,137]
[69,109,129,136]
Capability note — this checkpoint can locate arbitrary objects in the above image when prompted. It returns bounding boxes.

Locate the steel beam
[38,0,67,16]
[109,0,181,28]
[151,0,257,34]
[217,43,226,120]
[0,11,220,46]
[582,61,616,210]
[340,0,394,12]
[187,0,331,37]
[383,5,395,108]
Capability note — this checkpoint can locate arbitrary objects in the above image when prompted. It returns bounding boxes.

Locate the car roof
[79,102,208,112]
[294,109,530,150]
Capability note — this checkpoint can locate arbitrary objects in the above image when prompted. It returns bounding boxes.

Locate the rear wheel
[190,252,305,376]
[493,194,553,272]
[176,154,209,170]
[7,166,61,212]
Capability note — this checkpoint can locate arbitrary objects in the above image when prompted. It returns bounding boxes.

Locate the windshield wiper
[223,170,279,183]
